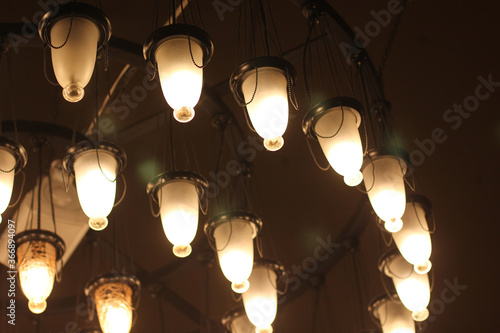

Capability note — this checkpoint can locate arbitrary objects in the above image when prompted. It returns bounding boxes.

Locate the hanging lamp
[85,273,140,333]
[205,211,262,293]
[63,141,126,231]
[39,3,111,103]
[0,137,27,223]
[242,259,285,333]
[15,230,65,314]
[230,57,296,151]
[222,307,256,333]
[369,294,415,333]
[379,250,430,322]
[147,170,208,258]
[303,97,364,186]
[144,24,214,123]
[393,195,433,274]
[361,148,410,232]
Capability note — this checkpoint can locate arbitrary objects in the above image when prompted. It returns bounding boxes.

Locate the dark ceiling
[0,0,499,333]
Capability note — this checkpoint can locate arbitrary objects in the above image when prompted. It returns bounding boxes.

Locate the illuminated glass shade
[380,252,430,321]
[242,67,288,151]
[39,4,111,103]
[159,180,199,257]
[95,282,133,333]
[222,308,256,333]
[369,295,415,333]
[231,57,296,152]
[16,230,65,314]
[362,151,408,232]
[73,150,117,230]
[148,171,207,258]
[144,25,213,123]
[206,212,262,293]
[86,274,140,333]
[303,98,364,186]
[243,261,283,333]
[156,37,202,123]
[64,142,126,232]
[0,147,16,222]
[394,197,432,274]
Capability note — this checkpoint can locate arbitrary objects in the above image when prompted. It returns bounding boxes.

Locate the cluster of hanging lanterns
[0,0,439,331]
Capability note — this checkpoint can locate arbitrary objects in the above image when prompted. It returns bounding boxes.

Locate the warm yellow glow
[384,254,430,321]
[373,297,415,333]
[243,266,278,332]
[242,68,288,151]
[159,180,199,258]
[50,17,100,102]
[73,150,118,231]
[213,219,255,293]
[0,147,16,220]
[395,202,432,274]
[315,106,363,186]
[362,155,406,229]
[95,282,133,333]
[18,240,56,314]
[156,37,203,123]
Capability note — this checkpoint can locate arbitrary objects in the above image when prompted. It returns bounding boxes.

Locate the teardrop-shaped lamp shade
[50,17,100,102]
[159,180,199,258]
[0,147,16,218]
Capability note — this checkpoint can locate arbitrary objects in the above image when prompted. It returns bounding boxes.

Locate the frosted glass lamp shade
[144,24,214,123]
[156,37,203,123]
[206,212,262,293]
[39,3,111,103]
[230,57,297,151]
[362,150,408,232]
[0,137,28,223]
[148,171,208,258]
[243,261,283,333]
[369,295,415,333]
[303,97,364,186]
[0,147,17,220]
[380,251,430,321]
[64,142,126,231]
[394,196,433,274]
[222,307,256,333]
[85,274,140,333]
[15,230,65,314]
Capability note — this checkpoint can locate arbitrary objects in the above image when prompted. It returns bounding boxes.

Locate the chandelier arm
[113,173,127,207]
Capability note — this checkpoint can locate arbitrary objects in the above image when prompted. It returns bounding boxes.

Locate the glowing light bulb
[385,218,403,233]
[173,106,195,123]
[263,136,284,151]
[95,282,133,333]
